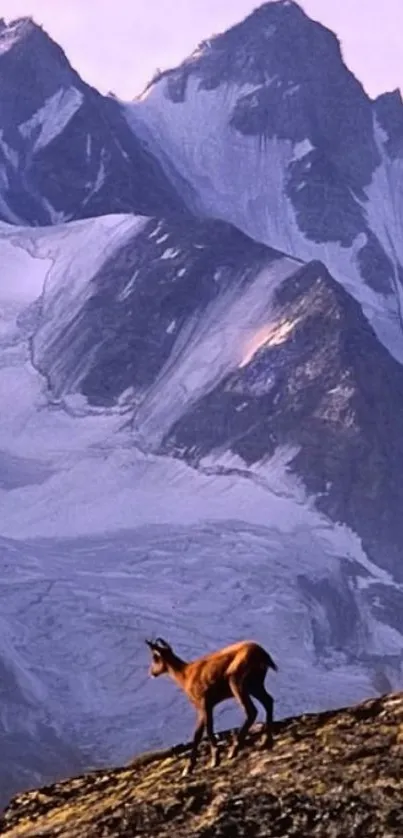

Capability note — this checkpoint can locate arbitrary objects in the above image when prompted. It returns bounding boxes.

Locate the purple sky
[2,0,402,99]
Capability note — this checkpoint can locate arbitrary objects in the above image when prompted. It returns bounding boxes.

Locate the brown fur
[145,638,277,774]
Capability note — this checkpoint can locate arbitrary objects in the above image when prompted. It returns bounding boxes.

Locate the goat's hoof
[182,764,193,778]
[209,754,220,769]
[228,747,238,761]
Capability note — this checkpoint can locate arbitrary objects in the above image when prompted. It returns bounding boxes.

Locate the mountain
[12,208,403,576]
[2,692,402,837]
[1,214,403,811]
[127,0,403,365]
[29,215,281,410]
[0,17,184,224]
[161,259,403,578]
[1,0,403,813]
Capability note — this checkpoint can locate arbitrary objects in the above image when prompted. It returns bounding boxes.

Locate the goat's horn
[155,637,171,649]
[145,638,155,648]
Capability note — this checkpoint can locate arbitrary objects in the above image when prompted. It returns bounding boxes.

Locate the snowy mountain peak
[130,0,402,313]
[0,16,37,53]
[0,15,80,122]
[149,0,342,99]
[0,16,71,74]
[139,0,375,206]
[0,14,184,224]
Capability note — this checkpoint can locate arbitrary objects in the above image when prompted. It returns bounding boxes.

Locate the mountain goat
[146,637,277,775]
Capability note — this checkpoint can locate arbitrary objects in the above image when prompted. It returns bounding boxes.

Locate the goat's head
[145,637,173,677]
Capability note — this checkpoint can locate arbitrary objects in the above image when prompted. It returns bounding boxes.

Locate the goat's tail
[263,649,278,672]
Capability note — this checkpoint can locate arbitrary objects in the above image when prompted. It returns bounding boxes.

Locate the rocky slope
[161,259,403,577]
[1,692,402,837]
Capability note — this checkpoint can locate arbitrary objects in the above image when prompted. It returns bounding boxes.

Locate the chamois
[145,637,277,775]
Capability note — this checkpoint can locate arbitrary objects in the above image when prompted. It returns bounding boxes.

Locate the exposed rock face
[374,89,403,159]
[31,215,277,407]
[162,260,403,577]
[2,692,402,837]
[0,17,184,224]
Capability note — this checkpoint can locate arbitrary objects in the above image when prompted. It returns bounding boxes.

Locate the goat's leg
[183,710,205,776]
[250,683,274,748]
[228,677,257,760]
[205,704,219,768]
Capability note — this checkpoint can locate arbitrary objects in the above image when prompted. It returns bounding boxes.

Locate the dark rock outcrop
[162,261,403,577]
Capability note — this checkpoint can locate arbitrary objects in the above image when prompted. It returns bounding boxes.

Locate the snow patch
[118,269,140,302]
[293,138,314,160]
[161,247,180,260]
[94,155,106,192]
[85,133,92,161]
[0,130,18,168]
[19,87,84,152]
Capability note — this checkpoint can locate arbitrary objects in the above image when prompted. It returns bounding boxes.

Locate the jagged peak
[146,0,345,100]
[0,14,83,91]
[0,16,39,54]
[374,88,403,108]
[373,87,403,156]
[198,0,337,53]
[242,0,308,21]
[0,15,36,30]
